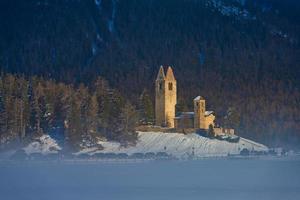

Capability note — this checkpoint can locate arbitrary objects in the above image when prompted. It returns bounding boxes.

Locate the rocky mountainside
[0,0,300,148]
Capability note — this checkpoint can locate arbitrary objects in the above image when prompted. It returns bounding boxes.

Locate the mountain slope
[0,0,300,148]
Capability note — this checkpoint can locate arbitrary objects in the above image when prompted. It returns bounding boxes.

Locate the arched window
[159,82,162,90]
[168,82,173,90]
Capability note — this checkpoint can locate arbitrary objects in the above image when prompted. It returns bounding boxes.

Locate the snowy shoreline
[3,131,274,160]
[2,154,300,165]
[76,131,269,159]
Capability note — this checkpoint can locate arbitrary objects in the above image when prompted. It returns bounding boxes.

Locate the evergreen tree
[87,93,100,140]
[0,83,6,144]
[139,89,154,125]
[32,80,45,136]
[208,124,215,138]
[119,101,138,144]
[65,92,82,151]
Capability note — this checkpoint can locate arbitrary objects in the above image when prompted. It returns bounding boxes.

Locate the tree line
[0,74,154,151]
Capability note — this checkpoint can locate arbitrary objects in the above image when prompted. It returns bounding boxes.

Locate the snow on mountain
[23,135,61,155]
[206,0,255,20]
[79,131,268,159]
[95,0,101,7]
[108,0,117,33]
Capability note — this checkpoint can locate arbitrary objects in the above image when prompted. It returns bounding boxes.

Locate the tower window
[168,82,173,90]
[159,83,162,90]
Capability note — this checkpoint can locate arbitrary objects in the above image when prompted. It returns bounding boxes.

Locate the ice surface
[0,159,300,200]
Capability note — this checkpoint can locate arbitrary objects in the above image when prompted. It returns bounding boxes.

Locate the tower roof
[166,66,176,81]
[156,66,165,80]
[194,96,205,101]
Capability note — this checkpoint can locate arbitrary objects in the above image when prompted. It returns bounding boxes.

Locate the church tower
[155,66,177,127]
[194,96,206,129]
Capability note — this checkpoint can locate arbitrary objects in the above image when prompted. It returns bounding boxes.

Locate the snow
[175,112,194,119]
[23,135,61,155]
[175,111,213,119]
[205,111,214,116]
[92,43,97,55]
[183,112,194,115]
[95,0,101,7]
[271,29,289,39]
[21,131,268,159]
[80,131,268,159]
[194,96,203,101]
[108,0,117,33]
[206,0,255,20]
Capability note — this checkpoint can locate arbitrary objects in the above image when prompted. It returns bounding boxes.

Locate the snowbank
[81,132,268,159]
[23,135,61,155]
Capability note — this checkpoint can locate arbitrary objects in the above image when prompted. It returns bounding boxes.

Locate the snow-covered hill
[23,135,62,155]
[79,132,268,159]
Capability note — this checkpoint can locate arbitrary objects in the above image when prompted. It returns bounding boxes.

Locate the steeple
[155,65,177,128]
[166,66,175,81]
[156,66,165,81]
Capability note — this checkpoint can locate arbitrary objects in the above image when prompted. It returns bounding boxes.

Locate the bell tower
[194,96,206,129]
[155,66,177,127]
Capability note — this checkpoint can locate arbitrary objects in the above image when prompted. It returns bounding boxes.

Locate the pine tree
[32,80,45,136]
[118,101,138,144]
[87,94,99,139]
[207,124,215,138]
[139,89,154,125]
[0,82,7,144]
[18,77,30,140]
[64,92,82,151]
[43,80,56,132]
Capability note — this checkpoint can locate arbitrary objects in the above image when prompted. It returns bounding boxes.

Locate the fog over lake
[1,158,300,200]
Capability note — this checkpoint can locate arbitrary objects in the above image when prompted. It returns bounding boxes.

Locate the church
[155,66,234,135]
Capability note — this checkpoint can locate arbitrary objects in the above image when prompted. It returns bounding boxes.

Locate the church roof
[156,66,165,80]
[174,112,194,119]
[174,111,214,119]
[165,66,176,81]
[194,96,205,101]
[205,111,214,116]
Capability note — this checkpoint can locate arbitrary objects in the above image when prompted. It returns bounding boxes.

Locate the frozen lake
[1,158,300,200]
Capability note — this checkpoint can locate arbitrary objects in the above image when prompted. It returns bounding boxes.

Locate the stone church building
[155,66,234,135]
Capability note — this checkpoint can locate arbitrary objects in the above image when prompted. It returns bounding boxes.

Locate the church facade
[155,66,234,135]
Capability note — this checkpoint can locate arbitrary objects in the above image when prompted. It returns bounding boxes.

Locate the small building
[174,112,194,129]
[174,110,215,130]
